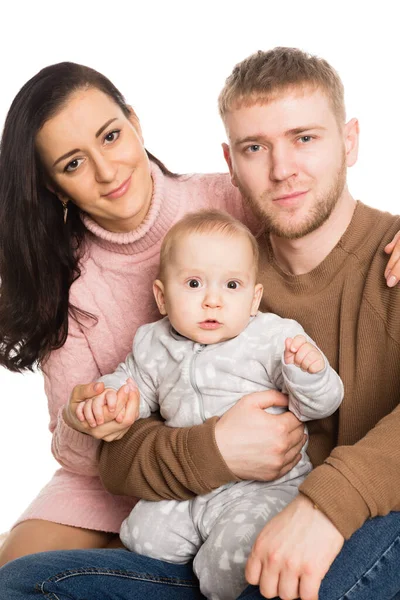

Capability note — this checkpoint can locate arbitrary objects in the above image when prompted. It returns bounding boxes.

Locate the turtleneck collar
[80,162,181,255]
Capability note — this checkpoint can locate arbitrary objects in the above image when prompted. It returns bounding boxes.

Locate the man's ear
[153,279,167,315]
[222,143,238,188]
[344,117,359,168]
[251,283,263,316]
[127,106,144,143]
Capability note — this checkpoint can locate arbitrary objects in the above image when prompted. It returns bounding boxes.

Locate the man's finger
[279,410,305,434]
[299,572,321,600]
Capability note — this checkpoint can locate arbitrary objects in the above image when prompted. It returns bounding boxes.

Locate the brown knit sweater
[99,202,400,539]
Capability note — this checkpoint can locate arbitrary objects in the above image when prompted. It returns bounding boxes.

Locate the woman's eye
[104,130,120,144]
[188,279,201,288]
[64,158,83,173]
[227,281,239,289]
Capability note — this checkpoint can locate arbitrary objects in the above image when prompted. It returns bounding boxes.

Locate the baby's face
[155,232,262,344]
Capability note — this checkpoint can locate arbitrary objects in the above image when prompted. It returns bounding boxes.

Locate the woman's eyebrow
[95,117,118,138]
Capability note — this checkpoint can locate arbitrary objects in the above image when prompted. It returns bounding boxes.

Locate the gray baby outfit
[100,312,343,600]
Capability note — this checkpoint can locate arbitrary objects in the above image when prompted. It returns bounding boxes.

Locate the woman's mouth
[104,175,132,199]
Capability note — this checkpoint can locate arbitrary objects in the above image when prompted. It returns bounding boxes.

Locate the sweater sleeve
[98,414,240,500]
[44,316,102,476]
[300,401,400,539]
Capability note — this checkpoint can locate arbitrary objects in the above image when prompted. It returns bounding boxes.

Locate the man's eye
[64,158,83,173]
[248,144,261,153]
[104,130,120,144]
[227,281,239,289]
[188,279,201,288]
[299,135,312,143]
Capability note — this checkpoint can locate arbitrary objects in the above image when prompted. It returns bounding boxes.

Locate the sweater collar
[80,162,180,255]
[261,201,368,293]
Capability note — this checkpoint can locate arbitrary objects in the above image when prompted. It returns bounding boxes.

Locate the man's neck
[269,190,357,275]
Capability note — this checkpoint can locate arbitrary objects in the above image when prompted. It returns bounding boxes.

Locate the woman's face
[36,87,153,233]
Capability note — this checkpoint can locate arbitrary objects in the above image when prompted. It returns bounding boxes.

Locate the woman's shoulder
[169,171,246,218]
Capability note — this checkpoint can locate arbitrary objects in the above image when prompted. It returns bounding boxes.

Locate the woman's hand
[214,390,306,481]
[63,381,140,441]
[385,230,400,287]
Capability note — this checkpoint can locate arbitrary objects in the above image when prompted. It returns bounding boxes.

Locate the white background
[0,0,399,534]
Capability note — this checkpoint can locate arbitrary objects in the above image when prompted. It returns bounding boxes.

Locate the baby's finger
[292,341,313,367]
[115,406,126,424]
[114,383,132,414]
[290,334,307,352]
[104,389,117,412]
[300,349,324,373]
[91,394,107,425]
[284,338,295,364]
[115,394,140,426]
[75,401,87,422]
[83,399,97,428]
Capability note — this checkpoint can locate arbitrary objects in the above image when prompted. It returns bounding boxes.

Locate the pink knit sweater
[16,164,247,533]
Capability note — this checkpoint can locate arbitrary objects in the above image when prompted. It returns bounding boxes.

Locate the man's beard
[240,155,347,240]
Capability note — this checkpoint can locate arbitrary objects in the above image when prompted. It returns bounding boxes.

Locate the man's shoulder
[342,202,400,257]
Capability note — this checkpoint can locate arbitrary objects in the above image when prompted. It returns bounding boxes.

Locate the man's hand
[63,381,140,441]
[214,390,306,481]
[284,335,325,374]
[246,494,344,600]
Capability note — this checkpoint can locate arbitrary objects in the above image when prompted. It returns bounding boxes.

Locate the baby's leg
[120,499,201,564]
[193,479,303,600]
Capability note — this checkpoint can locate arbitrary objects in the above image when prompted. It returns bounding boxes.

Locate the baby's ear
[251,283,263,316]
[153,280,167,315]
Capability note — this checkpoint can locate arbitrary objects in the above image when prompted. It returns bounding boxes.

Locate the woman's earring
[62,200,69,224]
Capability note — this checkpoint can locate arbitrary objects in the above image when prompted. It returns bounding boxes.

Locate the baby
[79,210,343,600]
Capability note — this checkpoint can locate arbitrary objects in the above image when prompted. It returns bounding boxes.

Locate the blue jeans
[1,513,400,599]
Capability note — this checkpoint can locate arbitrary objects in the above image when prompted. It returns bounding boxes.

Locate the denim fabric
[0,512,400,600]
[0,549,204,599]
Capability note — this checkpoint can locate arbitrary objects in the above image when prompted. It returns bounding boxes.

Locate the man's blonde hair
[159,209,259,280]
[218,47,345,124]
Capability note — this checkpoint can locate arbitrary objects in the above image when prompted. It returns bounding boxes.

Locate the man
[98,48,400,599]
[217,47,400,599]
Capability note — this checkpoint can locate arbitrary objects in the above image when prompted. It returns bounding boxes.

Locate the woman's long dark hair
[0,62,177,372]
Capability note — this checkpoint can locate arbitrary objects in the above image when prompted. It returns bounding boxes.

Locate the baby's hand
[284,335,325,373]
[75,378,137,428]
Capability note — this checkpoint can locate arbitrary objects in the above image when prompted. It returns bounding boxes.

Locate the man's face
[223,87,357,239]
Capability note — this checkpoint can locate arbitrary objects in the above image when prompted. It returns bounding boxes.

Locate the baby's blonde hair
[159,209,259,280]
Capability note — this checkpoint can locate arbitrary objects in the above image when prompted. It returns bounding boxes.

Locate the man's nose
[270,145,298,182]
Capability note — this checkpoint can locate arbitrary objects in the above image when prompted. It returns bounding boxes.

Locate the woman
[0,62,305,567]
